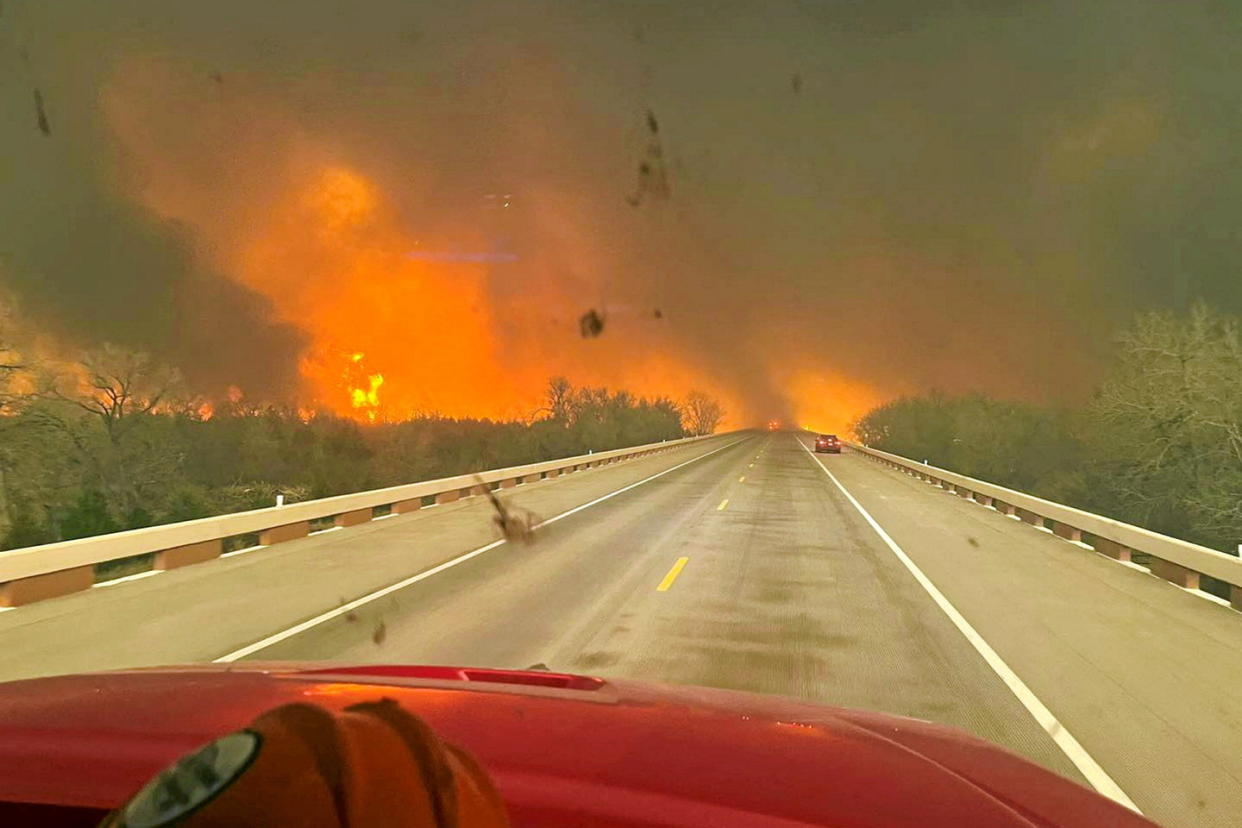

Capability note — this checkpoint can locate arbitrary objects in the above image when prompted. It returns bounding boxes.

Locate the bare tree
[0,311,38,536]
[0,308,30,417]
[48,344,183,442]
[542,376,574,424]
[682,391,724,436]
[1089,304,1242,546]
[0,340,23,531]
[35,345,185,519]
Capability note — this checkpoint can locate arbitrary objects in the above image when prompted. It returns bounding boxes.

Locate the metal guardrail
[0,433,727,607]
[848,441,1242,611]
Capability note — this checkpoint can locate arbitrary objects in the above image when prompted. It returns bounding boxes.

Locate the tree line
[0,339,724,550]
[853,304,1242,556]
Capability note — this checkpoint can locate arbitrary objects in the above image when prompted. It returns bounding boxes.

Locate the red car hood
[0,663,1155,827]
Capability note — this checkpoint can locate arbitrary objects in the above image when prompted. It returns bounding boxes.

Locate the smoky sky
[2,0,1242,421]
[0,2,309,395]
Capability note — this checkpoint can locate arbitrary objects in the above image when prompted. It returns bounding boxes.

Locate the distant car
[767,420,780,431]
[815,434,842,453]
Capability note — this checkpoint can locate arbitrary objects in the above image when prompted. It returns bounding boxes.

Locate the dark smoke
[0,2,304,396]
[2,1,1242,423]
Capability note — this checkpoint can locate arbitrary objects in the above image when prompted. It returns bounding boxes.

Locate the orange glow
[781,369,894,438]
[97,65,776,427]
[231,164,753,423]
[346,351,385,421]
[351,376,383,411]
[233,165,522,420]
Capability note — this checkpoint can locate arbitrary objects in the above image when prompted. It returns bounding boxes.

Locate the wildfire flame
[350,373,384,420]
[88,57,923,430]
[342,351,383,421]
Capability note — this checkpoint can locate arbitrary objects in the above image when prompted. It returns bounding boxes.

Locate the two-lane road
[5,430,1241,826]
[256,432,1088,791]
[249,431,1242,827]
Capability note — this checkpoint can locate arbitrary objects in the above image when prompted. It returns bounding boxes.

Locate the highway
[1,431,1240,827]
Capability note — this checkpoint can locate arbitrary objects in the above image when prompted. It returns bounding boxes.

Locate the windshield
[1,3,1239,826]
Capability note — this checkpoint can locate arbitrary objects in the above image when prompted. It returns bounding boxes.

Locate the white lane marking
[221,544,267,559]
[92,569,161,588]
[796,437,1141,813]
[532,438,744,530]
[215,436,749,662]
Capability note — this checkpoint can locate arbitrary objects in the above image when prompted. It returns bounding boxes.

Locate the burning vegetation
[345,353,384,422]
[0,327,711,551]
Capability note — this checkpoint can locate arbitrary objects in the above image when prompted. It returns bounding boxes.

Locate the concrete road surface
[2,431,1240,827]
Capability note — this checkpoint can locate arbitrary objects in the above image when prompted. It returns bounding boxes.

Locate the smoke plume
[2,1,1241,428]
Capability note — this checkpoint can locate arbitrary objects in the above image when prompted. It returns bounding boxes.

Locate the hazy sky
[2,1,1241,427]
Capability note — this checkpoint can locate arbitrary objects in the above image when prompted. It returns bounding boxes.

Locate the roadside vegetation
[853,304,1242,554]
[0,339,718,549]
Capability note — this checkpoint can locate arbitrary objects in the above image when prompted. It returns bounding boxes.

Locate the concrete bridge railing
[849,441,1242,611]
[0,433,725,608]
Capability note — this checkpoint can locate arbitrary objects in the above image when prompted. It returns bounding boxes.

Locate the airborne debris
[579,308,605,338]
[653,308,663,320]
[966,536,979,547]
[210,71,223,84]
[372,619,387,645]
[526,662,551,671]
[627,109,671,207]
[33,89,50,136]
[791,72,803,94]
[477,475,538,544]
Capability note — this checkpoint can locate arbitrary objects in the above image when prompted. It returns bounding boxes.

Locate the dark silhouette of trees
[682,391,725,436]
[0,368,689,549]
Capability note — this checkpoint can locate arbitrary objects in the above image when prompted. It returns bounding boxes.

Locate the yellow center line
[657,556,689,591]
[738,475,746,483]
[717,498,729,511]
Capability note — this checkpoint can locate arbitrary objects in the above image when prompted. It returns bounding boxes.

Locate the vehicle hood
[0,663,1155,827]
